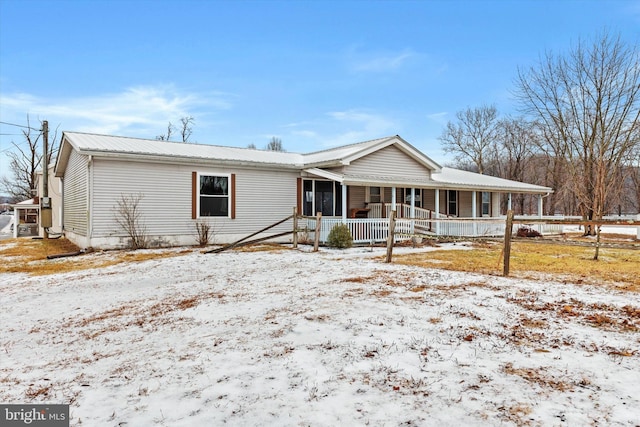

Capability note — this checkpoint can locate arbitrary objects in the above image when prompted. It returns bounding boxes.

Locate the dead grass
[233,243,293,253]
[502,363,573,392]
[0,238,191,276]
[393,241,640,291]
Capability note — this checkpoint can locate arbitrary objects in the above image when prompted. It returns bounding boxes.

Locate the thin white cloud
[322,109,397,147]
[290,129,319,139]
[426,111,448,124]
[274,109,398,151]
[347,47,417,73]
[0,85,232,138]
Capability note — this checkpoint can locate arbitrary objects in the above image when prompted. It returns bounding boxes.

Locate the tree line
[440,32,639,233]
[1,32,636,233]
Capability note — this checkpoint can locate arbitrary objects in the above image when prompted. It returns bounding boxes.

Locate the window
[303,180,313,216]
[447,190,457,216]
[404,188,421,207]
[369,187,381,203]
[302,179,342,217]
[199,175,230,217]
[481,192,491,216]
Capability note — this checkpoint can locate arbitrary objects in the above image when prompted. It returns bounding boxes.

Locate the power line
[0,121,41,131]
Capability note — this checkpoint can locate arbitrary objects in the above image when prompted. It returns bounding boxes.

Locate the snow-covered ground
[1,244,638,426]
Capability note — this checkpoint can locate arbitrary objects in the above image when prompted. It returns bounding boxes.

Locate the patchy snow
[563,224,639,237]
[1,244,639,426]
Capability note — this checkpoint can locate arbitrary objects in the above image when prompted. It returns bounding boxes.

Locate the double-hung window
[199,174,230,217]
[481,192,491,216]
[369,187,381,203]
[447,190,458,216]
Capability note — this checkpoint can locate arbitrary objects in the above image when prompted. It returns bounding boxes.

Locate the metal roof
[433,168,552,193]
[55,132,552,194]
[59,132,304,166]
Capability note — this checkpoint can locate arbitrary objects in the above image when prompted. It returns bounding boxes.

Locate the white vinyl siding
[349,186,366,213]
[63,149,89,235]
[423,189,436,212]
[458,191,473,217]
[90,158,298,242]
[341,145,431,180]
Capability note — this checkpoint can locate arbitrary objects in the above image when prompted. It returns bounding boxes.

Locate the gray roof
[433,168,552,193]
[57,132,304,169]
[55,131,552,194]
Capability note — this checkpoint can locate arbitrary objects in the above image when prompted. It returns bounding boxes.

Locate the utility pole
[41,120,51,239]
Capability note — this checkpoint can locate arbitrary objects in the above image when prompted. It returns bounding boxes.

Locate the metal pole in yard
[42,121,49,240]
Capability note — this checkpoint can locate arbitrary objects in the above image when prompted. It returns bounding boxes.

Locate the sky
[0,0,639,182]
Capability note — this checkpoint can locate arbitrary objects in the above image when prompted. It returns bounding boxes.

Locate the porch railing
[302,216,565,245]
[367,203,435,220]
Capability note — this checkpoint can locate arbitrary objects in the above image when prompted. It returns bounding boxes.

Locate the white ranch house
[54,133,553,249]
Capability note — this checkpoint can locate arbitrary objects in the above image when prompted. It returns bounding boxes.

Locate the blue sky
[1,0,639,180]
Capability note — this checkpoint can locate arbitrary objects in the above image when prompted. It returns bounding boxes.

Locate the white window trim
[197,172,232,218]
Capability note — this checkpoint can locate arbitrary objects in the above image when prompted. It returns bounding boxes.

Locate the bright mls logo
[1,404,69,426]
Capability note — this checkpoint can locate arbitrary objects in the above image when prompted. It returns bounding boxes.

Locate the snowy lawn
[1,244,639,426]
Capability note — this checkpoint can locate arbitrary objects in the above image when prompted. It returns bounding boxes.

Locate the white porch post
[538,194,543,218]
[471,191,477,218]
[341,183,347,223]
[471,191,477,236]
[507,193,512,212]
[410,188,416,217]
[410,187,416,233]
[391,187,396,212]
[434,188,440,235]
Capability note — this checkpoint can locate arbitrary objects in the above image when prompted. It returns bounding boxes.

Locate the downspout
[60,177,64,234]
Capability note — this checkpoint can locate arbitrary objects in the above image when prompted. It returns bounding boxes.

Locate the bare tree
[438,105,500,174]
[114,193,148,249]
[266,137,285,152]
[627,148,640,213]
[515,32,640,244]
[155,122,175,141]
[0,115,58,202]
[247,143,257,149]
[155,116,195,142]
[179,116,194,142]
[495,117,538,214]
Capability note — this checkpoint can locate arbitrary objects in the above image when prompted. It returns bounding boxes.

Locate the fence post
[503,210,514,277]
[385,210,397,263]
[292,207,298,248]
[313,212,322,252]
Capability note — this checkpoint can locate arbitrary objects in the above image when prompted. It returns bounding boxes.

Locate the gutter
[76,149,304,170]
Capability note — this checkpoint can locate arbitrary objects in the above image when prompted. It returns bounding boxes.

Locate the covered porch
[298,171,554,244]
